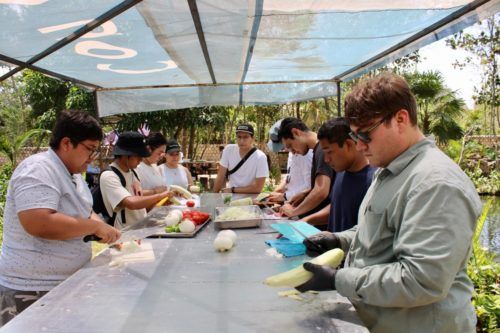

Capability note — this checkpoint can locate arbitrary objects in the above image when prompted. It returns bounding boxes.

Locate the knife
[83,209,169,244]
[287,222,325,254]
[83,225,166,244]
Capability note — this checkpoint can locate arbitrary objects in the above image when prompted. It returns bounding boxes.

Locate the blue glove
[303,232,340,257]
[295,262,337,292]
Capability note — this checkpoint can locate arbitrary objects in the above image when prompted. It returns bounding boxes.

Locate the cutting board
[109,242,155,266]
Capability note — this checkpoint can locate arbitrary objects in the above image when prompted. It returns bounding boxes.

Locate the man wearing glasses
[299,73,481,333]
[0,110,121,326]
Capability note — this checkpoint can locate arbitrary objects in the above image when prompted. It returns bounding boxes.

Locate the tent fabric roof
[1,0,498,116]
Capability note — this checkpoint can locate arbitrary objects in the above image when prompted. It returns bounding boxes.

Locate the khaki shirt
[335,137,482,333]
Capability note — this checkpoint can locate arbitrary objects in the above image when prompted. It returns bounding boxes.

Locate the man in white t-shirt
[100,132,173,229]
[268,150,313,202]
[213,124,269,194]
[0,110,121,326]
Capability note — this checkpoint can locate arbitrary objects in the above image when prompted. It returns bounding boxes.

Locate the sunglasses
[349,113,392,144]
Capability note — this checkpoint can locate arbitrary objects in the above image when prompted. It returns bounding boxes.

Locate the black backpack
[91,166,138,226]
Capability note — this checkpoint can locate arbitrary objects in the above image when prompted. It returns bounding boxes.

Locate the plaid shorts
[0,284,47,327]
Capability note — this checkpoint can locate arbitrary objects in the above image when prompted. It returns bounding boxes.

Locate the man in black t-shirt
[270,118,335,228]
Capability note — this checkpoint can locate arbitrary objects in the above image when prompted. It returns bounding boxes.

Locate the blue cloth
[265,238,306,257]
[265,222,321,257]
[328,165,377,232]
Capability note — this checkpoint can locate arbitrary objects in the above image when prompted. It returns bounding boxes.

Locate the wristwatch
[231,186,235,193]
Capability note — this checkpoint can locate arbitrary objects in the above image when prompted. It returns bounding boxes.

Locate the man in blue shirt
[302,118,376,233]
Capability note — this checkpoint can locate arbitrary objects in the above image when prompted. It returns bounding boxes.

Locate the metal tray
[147,206,211,238]
[213,205,262,229]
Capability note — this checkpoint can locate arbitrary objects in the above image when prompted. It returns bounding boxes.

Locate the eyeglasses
[79,142,100,160]
[349,114,392,144]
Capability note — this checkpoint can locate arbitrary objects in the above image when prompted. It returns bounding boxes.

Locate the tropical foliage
[405,71,465,143]
[468,200,500,332]
[448,14,499,135]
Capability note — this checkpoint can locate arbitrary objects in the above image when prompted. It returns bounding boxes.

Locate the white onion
[179,219,196,233]
[213,236,233,252]
[218,230,237,244]
[164,214,179,227]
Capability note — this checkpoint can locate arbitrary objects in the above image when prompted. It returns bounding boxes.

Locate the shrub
[468,200,500,332]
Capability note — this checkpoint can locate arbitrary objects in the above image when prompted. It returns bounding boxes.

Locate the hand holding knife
[287,222,325,254]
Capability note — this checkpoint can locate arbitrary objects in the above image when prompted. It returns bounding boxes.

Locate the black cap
[236,124,254,136]
[166,139,181,154]
[112,131,151,157]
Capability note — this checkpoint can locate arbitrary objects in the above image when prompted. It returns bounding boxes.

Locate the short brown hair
[344,72,418,127]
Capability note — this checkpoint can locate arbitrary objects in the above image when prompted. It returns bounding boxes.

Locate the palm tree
[405,71,466,144]
[0,128,51,168]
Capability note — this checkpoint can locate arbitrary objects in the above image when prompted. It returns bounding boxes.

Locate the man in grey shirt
[0,110,121,326]
[299,73,482,333]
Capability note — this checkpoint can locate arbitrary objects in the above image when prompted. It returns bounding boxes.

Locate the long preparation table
[1,194,368,333]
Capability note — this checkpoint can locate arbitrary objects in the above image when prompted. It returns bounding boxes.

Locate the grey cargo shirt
[334,137,482,333]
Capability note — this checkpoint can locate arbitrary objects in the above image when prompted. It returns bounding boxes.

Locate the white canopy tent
[0,0,498,116]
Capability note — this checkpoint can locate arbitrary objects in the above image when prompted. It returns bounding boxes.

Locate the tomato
[182,210,192,219]
[191,211,210,225]
[186,200,195,208]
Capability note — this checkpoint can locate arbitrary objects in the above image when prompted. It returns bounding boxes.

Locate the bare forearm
[291,187,329,217]
[212,168,227,193]
[302,204,330,225]
[19,210,100,240]
[122,192,170,210]
[230,178,266,194]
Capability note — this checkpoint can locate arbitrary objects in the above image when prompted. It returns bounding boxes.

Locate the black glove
[303,232,340,257]
[295,262,337,292]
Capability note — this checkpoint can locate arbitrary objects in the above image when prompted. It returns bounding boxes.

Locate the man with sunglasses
[298,73,481,333]
[0,110,121,326]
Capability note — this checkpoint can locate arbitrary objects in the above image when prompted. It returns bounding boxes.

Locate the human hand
[303,231,340,257]
[153,185,168,194]
[268,192,284,202]
[295,262,337,292]
[289,191,307,206]
[280,203,295,217]
[93,221,121,244]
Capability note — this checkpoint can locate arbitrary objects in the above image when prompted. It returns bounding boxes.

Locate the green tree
[447,15,499,135]
[405,71,465,144]
[22,70,69,124]
[65,86,96,117]
[0,128,50,168]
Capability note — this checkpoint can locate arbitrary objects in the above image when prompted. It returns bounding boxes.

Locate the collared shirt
[0,149,93,291]
[334,137,482,333]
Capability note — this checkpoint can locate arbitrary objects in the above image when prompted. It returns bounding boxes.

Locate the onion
[213,236,233,252]
[218,230,237,244]
[179,219,196,233]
